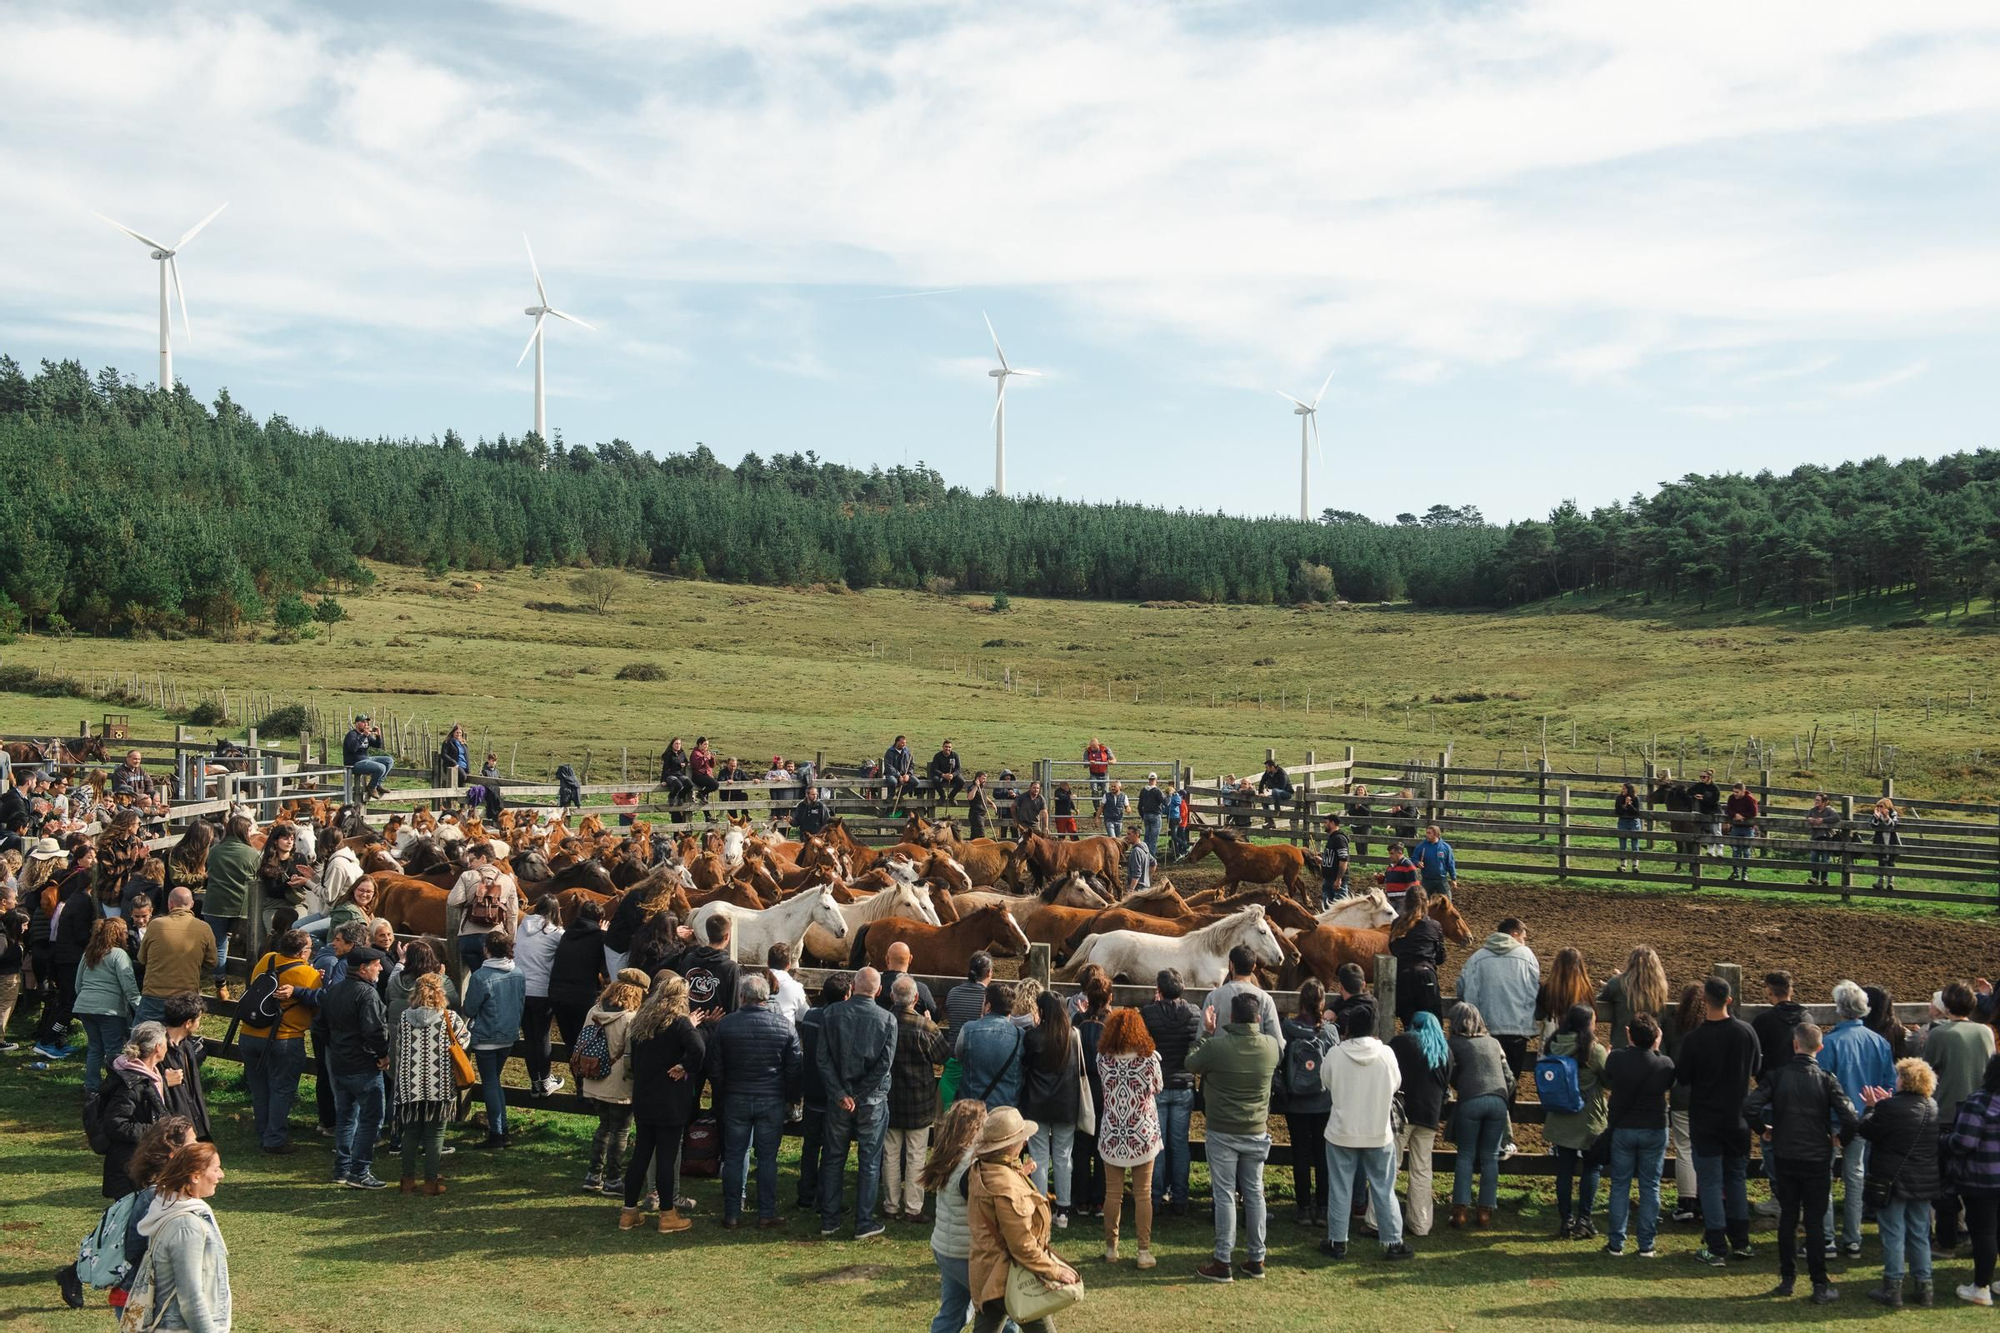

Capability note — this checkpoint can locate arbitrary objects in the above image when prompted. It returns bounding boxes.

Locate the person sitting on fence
[1723,783,1759,882]
[791,785,833,837]
[1122,826,1156,896]
[688,738,719,806]
[882,736,917,810]
[659,738,693,804]
[439,725,470,783]
[1257,759,1293,830]
[928,740,964,805]
[1101,781,1127,839]
[1411,826,1457,897]
[1318,813,1350,907]
[1052,782,1078,835]
[343,716,392,799]
[481,752,500,779]
[716,756,747,805]
[110,751,159,810]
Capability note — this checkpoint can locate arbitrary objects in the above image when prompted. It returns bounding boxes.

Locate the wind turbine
[984,312,1039,496]
[1276,370,1334,521]
[91,203,229,389]
[515,234,595,442]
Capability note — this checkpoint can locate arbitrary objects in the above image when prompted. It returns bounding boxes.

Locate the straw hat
[973,1106,1038,1157]
[27,837,64,861]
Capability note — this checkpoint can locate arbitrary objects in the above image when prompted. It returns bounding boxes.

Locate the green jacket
[1925,1018,1998,1118]
[75,948,140,1019]
[1186,1022,1281,1136]
[202,837,260,919]
[1541,1031,1607,1149]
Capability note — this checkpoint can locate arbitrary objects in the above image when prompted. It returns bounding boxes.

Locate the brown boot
[400,1176,417,1194]
[619,1207,643,1231]
[1450,1205,1468,1228]
[1476,1207,1493,1227]
[658,1208,692,1234]
[423,1179,446,1196]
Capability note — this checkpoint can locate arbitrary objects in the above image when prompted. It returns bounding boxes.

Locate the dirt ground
[1156,867,2000,1003]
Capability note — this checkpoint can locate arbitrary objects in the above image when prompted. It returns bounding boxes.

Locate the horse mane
[1205,827,1242,844]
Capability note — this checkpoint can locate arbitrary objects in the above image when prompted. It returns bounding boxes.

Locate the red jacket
[690,748,715,779]
[1725,792,1759,826]
[1084,743,1113,775]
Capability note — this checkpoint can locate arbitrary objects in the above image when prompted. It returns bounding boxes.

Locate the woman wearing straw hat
[967,1105,1079,1332]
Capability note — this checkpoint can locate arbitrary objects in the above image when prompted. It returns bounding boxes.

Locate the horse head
[924,850,972,894]
[984,904,1031,957]
[1431,894,1474,945]
[808,886,849,939]
[1233,905,1284,970]
[886,880,943,926]
[1182,829,1220,864]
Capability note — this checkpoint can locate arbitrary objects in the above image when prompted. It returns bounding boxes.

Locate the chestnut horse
[848,903,1033,974]
[1181,828,1317,898]
[1003,831,1123,894]
[1293,893,1475,987]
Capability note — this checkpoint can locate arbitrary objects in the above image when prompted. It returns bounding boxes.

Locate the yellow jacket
[239,952,321,1041]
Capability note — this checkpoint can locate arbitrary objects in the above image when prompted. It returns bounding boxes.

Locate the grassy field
[8,1045,2000,1333]
[3,564,2000,801]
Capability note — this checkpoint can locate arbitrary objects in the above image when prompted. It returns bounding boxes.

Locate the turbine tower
[92,203,229,389]
[1276,370,1334,521]
[984,312,1038,496]
[516,235,595,442]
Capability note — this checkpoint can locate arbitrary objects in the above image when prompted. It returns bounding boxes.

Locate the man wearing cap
[1319,813,1351,907]
[927,739,964,805]
[1138,774,1167,857]
[344,717,392,799]
[1187,991,1283,1282]
[966,1105,1080,1330]
[322,943,392,1189]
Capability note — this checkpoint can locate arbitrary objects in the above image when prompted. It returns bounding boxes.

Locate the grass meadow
[2,564,1999,801]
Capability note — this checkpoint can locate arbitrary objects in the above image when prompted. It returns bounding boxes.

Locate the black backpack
[238,958,289,1031]
[82,1085,111,1155]
[1282,1029,1331,1100]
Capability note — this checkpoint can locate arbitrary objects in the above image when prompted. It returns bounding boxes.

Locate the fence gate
[1038,758,1182,818]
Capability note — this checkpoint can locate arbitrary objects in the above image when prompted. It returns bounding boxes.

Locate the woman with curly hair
[1095,1006,1163,1267]
[622,973,709,1233]
[919,1098,989,1333]
[1599,945,1669,1051]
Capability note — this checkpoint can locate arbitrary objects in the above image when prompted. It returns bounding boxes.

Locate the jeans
[1103,819,1123,839]
[331,1068,385,1181]
[1729,826,1755,871]
[1326,1142,1402,1247]
[475,1048,509,1136]
[932,1251,981,1333]
[241,1033,307,1148]
[1693,1150,1749,1253]
[1286,1112,1330,1214]
[722,1093,787,1222]
[78,1012,128,1093]
[1553,1144,1600,1223]
[1171,824,1190,859]
[135,995,167,1027]
[401,1118,446,1179]
[1030,1121,1077,1208]
[1205,1130,1271,1263]
[1606,1126,1667,1251]
[820,1098,889,1232]
[591,1102,633,1179]
[1876,1196,1933,1283]
[1828,1140,1866,1249]
[1321,874,1348,908]
[1810,843,1833,878]
[1452,1094,1508,1208]
[1152,1087,1194,1205]
[1775,1164,1832,1285]
[351,757,393,789]
[796,1108,827,1207]
[205,915,244,984]
[456,934,487,973]
[1142,814,1162,855]
[1617,817,1642,856]
[885,1126,931,1216]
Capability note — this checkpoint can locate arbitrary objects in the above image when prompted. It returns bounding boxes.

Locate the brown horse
[1003,831,1123,894]
[849,903,1032,974]
[1181,828,1317,898]
[376,876,450,937]
[1293,893,1475,987]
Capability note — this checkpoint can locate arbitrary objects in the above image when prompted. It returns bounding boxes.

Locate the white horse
[1313,888,1396,930]
[1058,905,1283,986]
[803,881,942,964]
[691,886,849,963]
[722,824,747,870]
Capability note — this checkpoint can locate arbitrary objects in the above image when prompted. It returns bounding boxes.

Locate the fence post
[1714,962,1744,1007]
[1373,953,1398,1025]
[1298,750,1314,845]
[1757,767,1771,859]
[1642,761,1656,856]
[1841,795,1856,902]
[1690,813,1703,892]
[175,724,191,799]
[1026,943,1052,990]
[1537,760,1550,840]
[1342,746,1355,797]
[1425,776,1440,830]
[1557,784,1572,878]
[1436,751,1450,825]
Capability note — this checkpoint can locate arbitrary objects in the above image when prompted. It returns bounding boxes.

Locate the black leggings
[1286,1112,1329,1214]
[552,1001,590,1056]
[1071,1130,1104,1211]
[975,1300,1050,1333]
[521,997,555,1086]
[691,775,719,800]
[626,1121,683,1209]
[1968,1195,2000,1288]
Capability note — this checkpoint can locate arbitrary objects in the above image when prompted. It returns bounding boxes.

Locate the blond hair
[1011,977,1043,1018]
[412,971,450,1012]
[1896,1056,1937,1098]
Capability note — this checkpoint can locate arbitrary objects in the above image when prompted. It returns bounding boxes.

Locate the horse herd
[193,803,1472,990]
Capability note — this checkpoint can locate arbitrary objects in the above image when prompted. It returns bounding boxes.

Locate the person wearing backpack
[1541,1004,1608,1240]
[127,1141,232,1332]
[59,1115,193,1312]
[1387,887,1447,1026]
[446,843,519,973]
[237,930,320,1155]
[1279,980,1336,1226]
[464,931,527,1150]
[1318,1004,1413,1262]
[578,971,648,1193]
[98,1021,172,1199]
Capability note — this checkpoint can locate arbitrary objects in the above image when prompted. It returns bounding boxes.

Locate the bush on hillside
[615,661,665,681]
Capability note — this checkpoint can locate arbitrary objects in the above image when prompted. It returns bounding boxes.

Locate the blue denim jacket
[464,959,527,1048]
[1818,1018,1894,1112]
[953,1015,1026,1109]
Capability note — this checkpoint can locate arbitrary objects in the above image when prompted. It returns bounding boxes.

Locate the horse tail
[847,921,872,970]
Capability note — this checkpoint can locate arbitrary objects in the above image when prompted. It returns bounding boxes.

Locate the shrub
[183,699,226,726]
[273,593,314,633]
[991,591,1011,613]
[925,575,958,597]
[615,661,665,681]
[982,638,1028,648]
[259,702,310,737]
[572,569,620,614]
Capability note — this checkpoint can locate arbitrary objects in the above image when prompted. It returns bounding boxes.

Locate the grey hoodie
[1455,932,1541,1038]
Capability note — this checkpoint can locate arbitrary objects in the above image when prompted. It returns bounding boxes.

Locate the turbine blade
[546,308,596,331]
[1312,412,1324,468]
[524,234,548,305]
[1311,368,1334,409]
[173,202,229,251]
[990,378,1007,425]
[1275,389,1311,410]
[169,256,191,345]
[92,212,169,251]
[515,313,546,367]
[1009,369,1041,377]
[982,310,1009,371]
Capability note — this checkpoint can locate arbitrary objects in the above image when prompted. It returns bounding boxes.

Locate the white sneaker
[1135,1248,1156,1269]
[1500,1142,1519,1160]
[1959,1283,1994,1307]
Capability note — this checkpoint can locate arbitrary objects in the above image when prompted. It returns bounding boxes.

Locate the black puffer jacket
[99,1063,166,1199]
[1141,999,1201,1090]
[1858,1090,1941,1202]
[547,921,610,1006]
[629,1016,708,1127]
[1751,999,1807,1078]
[1745,1053,1859,1166]
[1022,1027,1083,1124]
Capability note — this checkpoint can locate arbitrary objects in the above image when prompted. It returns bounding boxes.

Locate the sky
[2,0,1998,524]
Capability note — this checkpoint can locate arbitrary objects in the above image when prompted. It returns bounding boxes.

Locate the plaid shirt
[888,1010,951,1130]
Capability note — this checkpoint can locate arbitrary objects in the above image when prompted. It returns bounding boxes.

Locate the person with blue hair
[1376,1009,1452,1237]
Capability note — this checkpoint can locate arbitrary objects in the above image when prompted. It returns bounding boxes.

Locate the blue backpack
[1534,1051,1584,1114]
